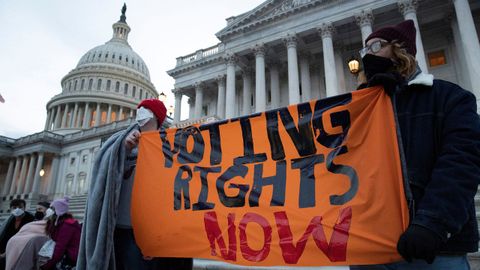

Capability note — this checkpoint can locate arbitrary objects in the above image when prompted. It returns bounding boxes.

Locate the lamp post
[348,57,360,75]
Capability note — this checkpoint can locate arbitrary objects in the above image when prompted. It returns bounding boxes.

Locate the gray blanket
[76,124,137,270]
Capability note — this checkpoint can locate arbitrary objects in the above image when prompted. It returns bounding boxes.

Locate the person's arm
[398,86,480,263]
[40,224,74,270]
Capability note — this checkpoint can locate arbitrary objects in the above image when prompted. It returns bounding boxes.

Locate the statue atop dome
[119,3,127,23]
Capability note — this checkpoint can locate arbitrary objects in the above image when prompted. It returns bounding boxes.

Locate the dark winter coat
[41,218,81,269]
[394,73,480,254]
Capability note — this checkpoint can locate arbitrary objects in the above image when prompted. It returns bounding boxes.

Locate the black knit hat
[365,20,417,56]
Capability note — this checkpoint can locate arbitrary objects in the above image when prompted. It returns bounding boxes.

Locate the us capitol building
[1,0,480,267]
[0,7,160,219]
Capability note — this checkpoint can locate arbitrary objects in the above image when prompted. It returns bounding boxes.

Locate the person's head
[10,199,26,217]
[34,201,50,220]
[361,20,417,79]
[50,197,69,217]
[136,99,167,132]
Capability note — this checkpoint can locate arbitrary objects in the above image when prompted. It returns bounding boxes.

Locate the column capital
[355,9,374,27]
[252,43,266,57]
[283,33,298,48]
[224,52,238,65]
[318,22,336,39]
[194,81,205,90]
[174,90,183,99]
[216,74,226,85]
[398,0,418,16]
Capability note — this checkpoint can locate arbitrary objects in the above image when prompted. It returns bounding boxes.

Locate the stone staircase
[67,194,88,223]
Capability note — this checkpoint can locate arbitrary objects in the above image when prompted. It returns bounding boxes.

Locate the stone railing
[175,44,223,67]
[13,131,64,147]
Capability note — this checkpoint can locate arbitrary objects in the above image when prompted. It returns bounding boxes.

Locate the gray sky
[0,0,265,138]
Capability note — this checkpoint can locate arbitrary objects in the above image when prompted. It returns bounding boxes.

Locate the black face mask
[362,54,394,81]
[34,211,45,220]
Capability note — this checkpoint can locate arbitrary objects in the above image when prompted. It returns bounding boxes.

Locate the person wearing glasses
[352,20,480,269]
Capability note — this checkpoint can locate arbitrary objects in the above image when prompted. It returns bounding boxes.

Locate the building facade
[168,0,480,124]
[0,8,160,219]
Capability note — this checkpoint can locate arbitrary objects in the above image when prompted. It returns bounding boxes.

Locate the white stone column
[242,69,253,115]
[106,104,112,124]
[253,44,267,112]
[24,154,37,194]
[9,157,21,195]
[334,45,346,94]
[32,152,44,194]
[54,106,62,129]
[16,156,28,194]
[398,0,428,73]
[95,103,101,126]
[174,91,182,123]
[188,98,195,120]
[319,22,339,97]
[2,159,15,196]
[46,156,60,195]
[225,53,237,119]
[284,33,300,105]
[70,102,79,128]
[355,9,374,46]
[61,104,69,128]
[72,152,81,195]
[299,54,312,102]
[194,82,204,119]
[83,102,90,128]
[118,106,124,121]
[54,155,66,197]
[269,63,281,109]
[76,107,83,127]
[216,76,226,118]
[44,110,52,130]
[453,0,480,106]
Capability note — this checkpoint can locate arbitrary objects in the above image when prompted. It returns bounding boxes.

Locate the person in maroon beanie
[351,20,480,270]
[40,197,81,270]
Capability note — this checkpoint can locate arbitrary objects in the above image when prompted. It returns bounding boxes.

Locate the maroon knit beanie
[137,99,167,125]
[365,20,417,56]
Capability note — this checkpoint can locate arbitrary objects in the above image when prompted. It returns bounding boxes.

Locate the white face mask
[45,208,55,219]
[11,208,24,217]
[136,107,154,127]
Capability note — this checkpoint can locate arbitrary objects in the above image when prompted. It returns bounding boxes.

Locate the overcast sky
[0,0,265,138]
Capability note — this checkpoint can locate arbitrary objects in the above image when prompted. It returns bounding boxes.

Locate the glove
[397,224,443,264]
[367,72,405,96]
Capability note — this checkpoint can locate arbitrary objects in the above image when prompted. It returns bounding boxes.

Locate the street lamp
[39,169,45,177]
[348,57,360,75]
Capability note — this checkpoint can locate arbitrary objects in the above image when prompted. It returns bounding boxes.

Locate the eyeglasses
[359,40,390,57]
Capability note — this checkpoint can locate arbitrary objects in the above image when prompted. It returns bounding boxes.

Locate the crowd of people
[1,18,479,270]
[0,198,81,270]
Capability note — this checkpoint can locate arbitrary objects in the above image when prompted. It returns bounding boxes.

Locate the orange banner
[132,87,409,266]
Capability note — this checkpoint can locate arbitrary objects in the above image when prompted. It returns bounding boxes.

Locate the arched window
[65,174,74,195]
[88,79,93,90]
[81,79,85,90]
[78,172,87,194]
[97,79,102,90]
[68,82,72,91]
[112,54,115,60]
[139,89,143,99]
[124,83,128,95]
[115,81,120,92]
[74,80,78,90]
[132,86,136,98]
[106,80,111,91]
[126,57,129,63]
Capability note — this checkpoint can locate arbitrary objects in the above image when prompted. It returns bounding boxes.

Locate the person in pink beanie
[40,197,81,270]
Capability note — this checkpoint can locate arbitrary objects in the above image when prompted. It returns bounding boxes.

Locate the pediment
[216,0,337,40]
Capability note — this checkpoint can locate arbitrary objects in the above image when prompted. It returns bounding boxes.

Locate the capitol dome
[45,5,157,134]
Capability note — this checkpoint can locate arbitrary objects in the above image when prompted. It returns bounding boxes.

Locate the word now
[204,207,352,264]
